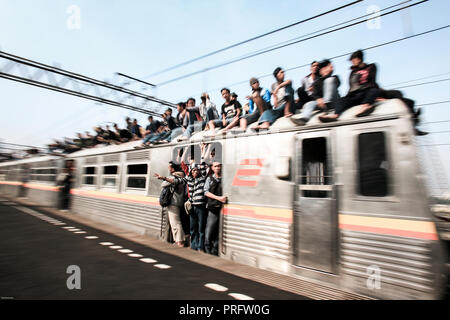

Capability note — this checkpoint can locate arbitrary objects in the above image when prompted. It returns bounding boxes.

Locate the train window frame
[124,162,149,192]
[100,164,120,189]
[353,127,397,202]
[81,165,98,187]
[30,164,57,184]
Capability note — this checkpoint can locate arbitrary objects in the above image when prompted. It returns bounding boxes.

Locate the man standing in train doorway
[57,160,75,212]
[204,162,227,256]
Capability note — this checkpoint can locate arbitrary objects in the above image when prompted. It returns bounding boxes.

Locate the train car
[0,98,447,299]
[0,155,63,206]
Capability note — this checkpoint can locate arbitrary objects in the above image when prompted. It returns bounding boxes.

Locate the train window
[358,132,389,197]
[127,164,148,175]
[84,167,96,175]
[82,166,97,185]
[301,137,330,198]
[127,177,146,189]
[103,165,118,175]
[126,163,148,190]
[102,165,119,187]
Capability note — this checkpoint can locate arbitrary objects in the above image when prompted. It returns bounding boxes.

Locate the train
[1,98,448,300]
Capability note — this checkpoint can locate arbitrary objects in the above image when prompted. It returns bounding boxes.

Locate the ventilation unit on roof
[103,154,121,163]
[126,151,150,161]
[85,157,98,165]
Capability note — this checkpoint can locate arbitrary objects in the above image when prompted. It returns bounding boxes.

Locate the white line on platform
[69,229,81,232]
[118,249,133,253]
[204,283,229,292]
[109,245,123,249]
[154,264,171,269]
[128,253,143,258]
[74,231,86,234]
[228,293,255,300]
[63,226,76,229]
[99,242,114,246]
[139,258,157,264]
[85,236,99,239]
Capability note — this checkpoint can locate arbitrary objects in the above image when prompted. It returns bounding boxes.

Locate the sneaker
[319,114,338,122]
[355,105,376,117]
[291,117,307,126]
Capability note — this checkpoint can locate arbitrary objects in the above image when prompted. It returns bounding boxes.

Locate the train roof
[0,155,61,167]
[3,98,411,162]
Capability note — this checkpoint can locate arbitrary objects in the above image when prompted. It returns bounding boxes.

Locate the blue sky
[0,0,449,194]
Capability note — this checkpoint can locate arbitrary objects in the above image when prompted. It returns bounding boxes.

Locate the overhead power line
[391,78,450,90]
[157,0,429,87]
[195,23,450,96]
[141,0,363,79]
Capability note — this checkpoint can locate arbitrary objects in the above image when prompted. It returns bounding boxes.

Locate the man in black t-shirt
[208,88,242,134]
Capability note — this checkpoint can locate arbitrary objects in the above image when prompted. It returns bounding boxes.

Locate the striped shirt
[174,162,208,205]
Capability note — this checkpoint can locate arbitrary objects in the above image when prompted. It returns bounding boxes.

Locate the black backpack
[159,185,174,207]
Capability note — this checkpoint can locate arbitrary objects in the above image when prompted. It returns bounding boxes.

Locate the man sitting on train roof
[319,50,380,122]
[178,93,220,141]
[207,88,242,134]
[239,77,272,131]
[252,67,294,130]
[293,59,341,126]
[295,61,319,112]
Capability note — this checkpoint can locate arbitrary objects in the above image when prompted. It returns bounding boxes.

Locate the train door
[294,131,338,273]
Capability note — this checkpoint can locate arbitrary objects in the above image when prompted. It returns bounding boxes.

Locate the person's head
[106,125,110,131]
[350,50,364,67]
[201,93,209,102]
[187,97,196,107]
[133,118,138,125]
[177,102,185,112]
[221,88,231,101]
[113,123,119,130]
[310,61,319,75]
[231,92,238,100]
[191,165,200,178]
[165,108,172,117]
[148,115,153,123]
[318,59,333,77]
[211,161,222,176]
[273,67,285,82]
[249,77,259,90]
[125,117,131,123]
[168,161,180,174]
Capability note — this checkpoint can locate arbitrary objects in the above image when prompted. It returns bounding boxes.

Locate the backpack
[159,185,174,207]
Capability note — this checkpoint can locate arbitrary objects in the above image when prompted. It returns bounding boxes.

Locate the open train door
[294,130,338,274]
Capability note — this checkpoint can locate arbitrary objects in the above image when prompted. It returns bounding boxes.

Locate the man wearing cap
[239,77,272,130]
[293,59,340,125]
[319,50,380,122]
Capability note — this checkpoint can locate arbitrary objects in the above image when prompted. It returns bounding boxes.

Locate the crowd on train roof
[42,49,426,155]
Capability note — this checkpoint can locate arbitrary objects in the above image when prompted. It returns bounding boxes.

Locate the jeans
[205,208,221,255]
[335,87,381,115]
[299,77,340,121]
[190,204,207,251]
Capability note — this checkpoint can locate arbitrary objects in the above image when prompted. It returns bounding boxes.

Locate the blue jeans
[205,208,221,255]
[190,204,207,251]
[299,77,340,121]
